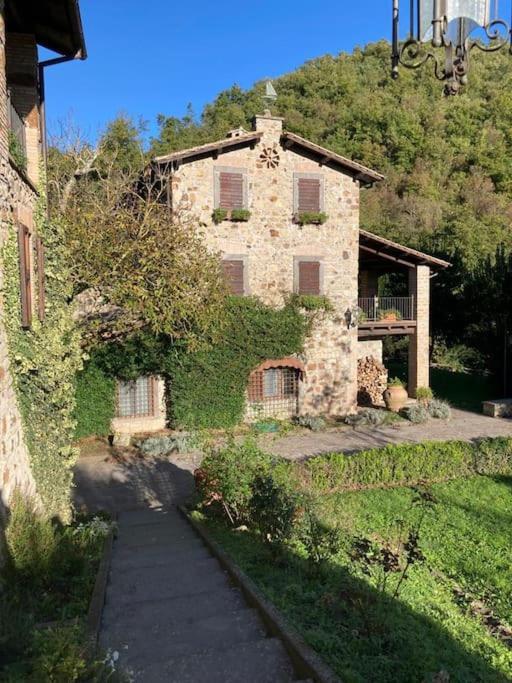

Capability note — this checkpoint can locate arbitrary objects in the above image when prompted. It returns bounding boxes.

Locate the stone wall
[0,7,38,513]
[357,339,383,364]
[170,114,360,417]
[408,265,430,395]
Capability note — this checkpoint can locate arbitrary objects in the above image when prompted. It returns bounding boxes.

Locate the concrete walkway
[266,409,512,461]
[100,507,300,682]
[75,446,304,682]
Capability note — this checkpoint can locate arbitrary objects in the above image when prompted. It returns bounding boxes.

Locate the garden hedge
[301,437,512,493]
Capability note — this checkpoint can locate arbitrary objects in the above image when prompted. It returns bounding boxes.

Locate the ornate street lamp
[392,0,512,94]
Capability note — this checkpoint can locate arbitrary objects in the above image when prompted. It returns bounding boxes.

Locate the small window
[116,376,157,418]
[17,223,32,328]
[222,257,246,295]
[214,167,247,209]
[296,259,321,295]
[294,173,323,214]
[248,366,301,418]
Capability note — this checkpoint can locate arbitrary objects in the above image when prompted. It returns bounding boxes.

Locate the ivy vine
[1,171,82,520]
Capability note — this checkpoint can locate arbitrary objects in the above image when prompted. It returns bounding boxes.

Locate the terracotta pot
[380,313,397,321]
[383,385,408,412]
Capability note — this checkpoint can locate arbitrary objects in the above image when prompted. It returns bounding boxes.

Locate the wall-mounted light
[392,1,511,94]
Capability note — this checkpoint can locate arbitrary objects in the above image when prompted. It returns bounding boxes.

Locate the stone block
[482,399,512,418]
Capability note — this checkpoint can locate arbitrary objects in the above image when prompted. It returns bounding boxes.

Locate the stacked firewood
[357,356,388,406]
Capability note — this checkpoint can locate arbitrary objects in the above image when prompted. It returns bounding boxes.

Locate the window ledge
[8,155,39,194]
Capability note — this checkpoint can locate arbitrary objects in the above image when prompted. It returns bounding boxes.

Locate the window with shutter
[36,237,45,322]
[18,223,32,328]
[298,260,321,295]
[214,167,247,210]
[294,173,324,214]
[222,258,245,295]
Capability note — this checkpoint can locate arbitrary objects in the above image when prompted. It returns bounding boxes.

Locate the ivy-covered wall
[77,295,319,433]
[2,182,82,520]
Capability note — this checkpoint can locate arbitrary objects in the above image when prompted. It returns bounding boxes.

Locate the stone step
[110,542,211,572]
[115,519,193,546]
[117,507,176,526]
[129,637,296,683]
[104,560,230,607]
[106,607,266,668]
[101,586,248,631]
[111,534,205,564]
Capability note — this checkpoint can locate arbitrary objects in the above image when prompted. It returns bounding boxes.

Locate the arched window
[247,358,304,419]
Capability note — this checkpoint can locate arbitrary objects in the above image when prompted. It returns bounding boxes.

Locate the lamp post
[392,0,512,94]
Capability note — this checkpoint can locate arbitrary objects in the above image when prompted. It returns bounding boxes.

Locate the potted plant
[383,377,408,413]
[295,211,328,226]
[378,308,402,322]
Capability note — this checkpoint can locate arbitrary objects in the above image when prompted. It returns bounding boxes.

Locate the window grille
[247,367,300,418]
[116,376,156,418]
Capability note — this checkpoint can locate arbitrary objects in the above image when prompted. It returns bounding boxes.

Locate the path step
[110,542,210,571]
[130,637,296,682]
[112,534,205,563]
[115,520,193,546]
[105,560,230,607]
[106,607,266,668]
[102,586,247,630]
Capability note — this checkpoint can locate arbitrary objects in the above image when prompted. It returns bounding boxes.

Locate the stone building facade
[0,1,85,514]
[142,113,448,427]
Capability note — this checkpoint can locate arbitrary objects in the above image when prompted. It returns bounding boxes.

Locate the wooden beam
[359,244,416,269]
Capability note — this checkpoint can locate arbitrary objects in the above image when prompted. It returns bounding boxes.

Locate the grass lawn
[387,361,499,412]
[200,475,512,682]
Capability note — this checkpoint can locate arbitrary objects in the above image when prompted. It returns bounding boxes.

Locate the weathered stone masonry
[167,114,362,417]
[0,8,38,510]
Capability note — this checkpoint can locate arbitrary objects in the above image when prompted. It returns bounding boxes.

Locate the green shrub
[388,376,404,387]
[287,293,334,312]
[195,438,274,524]
[415,386,433,403]
[8,130,27,171]
[345,408,387,427]
[304,441,476,493]
[30,626,88,682]
[473,436,512,475]
[293,414,326,431]
[296,211,328,225]
[431,340,485,373]
[73,362,116,439]
[212,208,228,224]
[427,398,451,420]
[298,505,343,570]
[378,308,402,321]
[402,403,429,424]
[230,208,251,222]
[249,474,299,547]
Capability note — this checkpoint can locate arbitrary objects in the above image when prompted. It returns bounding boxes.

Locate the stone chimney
[253,111,284,139]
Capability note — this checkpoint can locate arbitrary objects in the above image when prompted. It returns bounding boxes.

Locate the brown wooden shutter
[298,261,320,295]
[36,237,45,322]
[18,223,32,328]
[298,178,321,213]
[219,172,244,209]
[222,259,244,295]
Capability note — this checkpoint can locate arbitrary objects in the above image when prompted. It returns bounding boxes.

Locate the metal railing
[7,90,27,161]
[358,296,415,322]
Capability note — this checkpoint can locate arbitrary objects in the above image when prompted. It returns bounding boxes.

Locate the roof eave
[281,131,384,185]
[359,229,451,270]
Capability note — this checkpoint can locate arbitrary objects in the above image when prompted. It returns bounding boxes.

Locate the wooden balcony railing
[7,91,27,168]
[358,296,415,322]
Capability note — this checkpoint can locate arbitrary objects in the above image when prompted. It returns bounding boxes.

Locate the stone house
[111,113,449,434]
[0,0,86,509]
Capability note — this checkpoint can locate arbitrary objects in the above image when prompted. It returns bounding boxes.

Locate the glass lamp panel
[419,0,490,42]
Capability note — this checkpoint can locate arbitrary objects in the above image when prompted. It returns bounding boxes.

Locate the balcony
[358,296,417,337]
[7,91,27,171]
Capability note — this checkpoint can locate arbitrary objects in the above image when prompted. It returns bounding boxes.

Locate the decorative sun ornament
[258,146,280,169]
